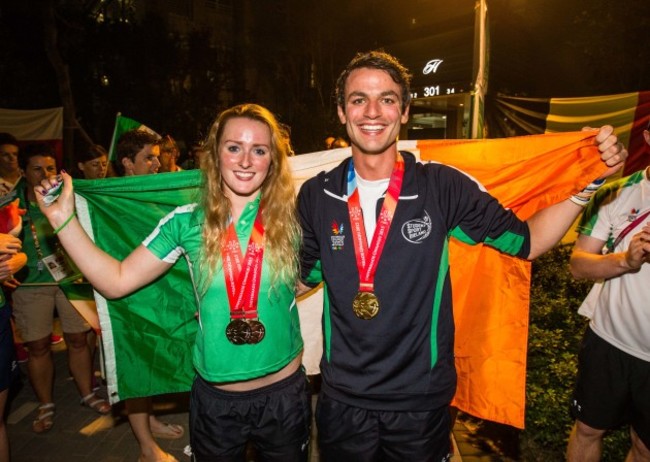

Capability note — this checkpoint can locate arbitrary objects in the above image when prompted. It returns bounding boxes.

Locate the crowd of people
[0,50,647,462]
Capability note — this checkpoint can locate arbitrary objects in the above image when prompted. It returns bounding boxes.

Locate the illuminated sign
[408,58,460,99]
[385,9,475,100]
[423,59,444,75]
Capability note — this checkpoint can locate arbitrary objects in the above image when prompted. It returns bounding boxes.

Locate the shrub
[521,244,629,461]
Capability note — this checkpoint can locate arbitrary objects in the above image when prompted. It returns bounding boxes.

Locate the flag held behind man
[73,131,606,428]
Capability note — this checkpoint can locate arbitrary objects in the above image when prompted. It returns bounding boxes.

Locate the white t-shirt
[355,172,389,245]
[576,168,650,362]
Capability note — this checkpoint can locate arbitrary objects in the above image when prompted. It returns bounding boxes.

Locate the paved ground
[6,340,505,462]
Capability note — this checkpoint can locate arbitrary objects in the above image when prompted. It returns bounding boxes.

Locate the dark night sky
[486,0,650,97]
[310,0,650,98]
[1,0,648,152]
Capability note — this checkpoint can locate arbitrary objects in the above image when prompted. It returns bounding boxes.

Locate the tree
[1,1,235,162]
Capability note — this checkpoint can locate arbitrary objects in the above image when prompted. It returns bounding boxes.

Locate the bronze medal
[352,291,380,320]
[225,319,251,345]
[247,319,266,344]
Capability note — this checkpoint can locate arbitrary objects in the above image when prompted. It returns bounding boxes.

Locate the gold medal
[352,291,380,320]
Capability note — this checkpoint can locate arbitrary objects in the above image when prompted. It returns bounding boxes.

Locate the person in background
[76,144,109,180]
[324,136,336,150]
[72,142,109,393]
[566,123,650,462]
[330,137,349,149]
[180,143,204,170]
[0,232,27,462]
[297,50,627,461]
[35,104,311,462]
[0,132,30,364]
[114,129,182,462]
[158,135,183,173]
[116,130,161,177]
[0,133,62,357]
[0,133,22,197]
[12,143,108,435]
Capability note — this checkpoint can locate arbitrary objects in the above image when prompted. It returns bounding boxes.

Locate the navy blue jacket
[298,152,531,411]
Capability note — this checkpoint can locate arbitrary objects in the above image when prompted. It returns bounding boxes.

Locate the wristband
[53,211,76,234]
[569,179,606,207]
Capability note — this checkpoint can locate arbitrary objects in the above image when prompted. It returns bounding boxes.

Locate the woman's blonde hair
[200,104,301,290]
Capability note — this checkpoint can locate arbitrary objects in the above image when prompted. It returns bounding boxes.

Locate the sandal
[151,421,185,440]
[137,453,178,462]
[81,393,111,415]
[32,403,55,433]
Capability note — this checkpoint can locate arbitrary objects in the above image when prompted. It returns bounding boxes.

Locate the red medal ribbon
[221,207,265,320]
[347,153,405,293]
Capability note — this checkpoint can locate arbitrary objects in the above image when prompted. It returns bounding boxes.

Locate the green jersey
[143,198,303,382]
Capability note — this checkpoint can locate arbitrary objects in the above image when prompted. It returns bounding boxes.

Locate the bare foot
[149,415,184,440]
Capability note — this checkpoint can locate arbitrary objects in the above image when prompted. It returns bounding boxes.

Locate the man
[1,133,65,348]
[12,143,109,434]
[116,129,161,176]
[0,132,22,196]
[297,50,626,461]
[115,129,183,462]
[157,135,183,173]
[566,124,650,462]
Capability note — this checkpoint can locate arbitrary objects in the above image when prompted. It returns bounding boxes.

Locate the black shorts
[570,327,650,448]
[0,305,18,392]
[190,368,312,462]
[316,392,452,462]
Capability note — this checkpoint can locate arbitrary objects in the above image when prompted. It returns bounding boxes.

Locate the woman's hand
[34,171,76,230]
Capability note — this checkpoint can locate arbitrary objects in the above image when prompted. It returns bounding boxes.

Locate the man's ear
[400,104,410,124]
[337,105,347,125]
[121,157,133,174]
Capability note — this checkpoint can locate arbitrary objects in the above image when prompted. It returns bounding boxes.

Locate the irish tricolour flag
[73,132,607,429]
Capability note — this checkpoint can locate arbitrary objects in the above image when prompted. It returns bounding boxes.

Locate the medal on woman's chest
[222,210,267,344]
[224,318,266,345]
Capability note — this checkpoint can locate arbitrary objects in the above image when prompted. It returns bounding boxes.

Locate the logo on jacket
[330,220,345,250]
[401,211,432,244]
[628,208,639,222]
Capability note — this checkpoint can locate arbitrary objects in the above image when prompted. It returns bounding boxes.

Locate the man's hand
[0,252,26,282]
[624,224,650,270]
[2,277,21,289]
[588,125,628,179]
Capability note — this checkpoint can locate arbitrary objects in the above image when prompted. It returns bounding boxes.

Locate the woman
[75,144,109,180]
[36,104,310,462]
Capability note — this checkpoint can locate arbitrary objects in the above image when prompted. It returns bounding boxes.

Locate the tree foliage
[0,1,234,161]
[522,245,629,461]
[2,0,648,158]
